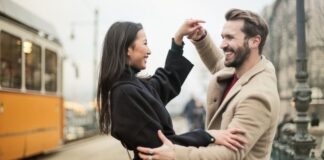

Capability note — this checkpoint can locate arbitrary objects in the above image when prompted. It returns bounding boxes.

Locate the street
[35,117,188,160]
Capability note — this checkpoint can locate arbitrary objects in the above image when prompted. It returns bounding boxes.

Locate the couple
[97,8,279,160]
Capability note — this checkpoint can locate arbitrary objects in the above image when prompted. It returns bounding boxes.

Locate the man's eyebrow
[221,34,234,38]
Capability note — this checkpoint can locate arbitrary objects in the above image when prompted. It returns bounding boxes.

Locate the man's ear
[249,35,261,49]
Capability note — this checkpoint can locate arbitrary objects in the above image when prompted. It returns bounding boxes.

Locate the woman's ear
[127,47,133,56]
[127,47,133,65]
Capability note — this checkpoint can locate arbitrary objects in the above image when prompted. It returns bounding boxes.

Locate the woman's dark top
[110,39,213,159]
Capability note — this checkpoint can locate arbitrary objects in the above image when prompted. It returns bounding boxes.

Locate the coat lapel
[207,56,268,129]
[207,68,235,129]
[207,81,241,129]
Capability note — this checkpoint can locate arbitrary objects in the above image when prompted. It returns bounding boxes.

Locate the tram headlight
[23,41,32,54]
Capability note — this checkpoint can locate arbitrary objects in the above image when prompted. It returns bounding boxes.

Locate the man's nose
[220,40,228,49]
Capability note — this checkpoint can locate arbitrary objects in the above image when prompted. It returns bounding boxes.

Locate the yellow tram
[0,0,65,159]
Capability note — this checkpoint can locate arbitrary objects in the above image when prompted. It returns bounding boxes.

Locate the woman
[97,21,246,160]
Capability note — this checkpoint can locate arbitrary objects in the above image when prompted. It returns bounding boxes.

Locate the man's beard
[223,40,251,68]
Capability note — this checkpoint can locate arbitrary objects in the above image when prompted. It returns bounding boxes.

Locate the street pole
[291,0,316,159]
[93,8,98,101]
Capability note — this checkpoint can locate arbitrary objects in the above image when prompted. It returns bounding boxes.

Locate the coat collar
[208,55,268,128]
[217,55,267,86]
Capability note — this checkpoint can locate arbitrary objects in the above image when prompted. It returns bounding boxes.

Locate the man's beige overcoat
[174,34,280,160]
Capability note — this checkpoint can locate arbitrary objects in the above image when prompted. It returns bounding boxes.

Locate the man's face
[220,20,251,68]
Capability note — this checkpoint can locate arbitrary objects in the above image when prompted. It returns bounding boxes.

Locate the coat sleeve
[147,39,193,105]
[191,33,225,74]
[111,84,163,150]
[111,84,212,151]
[168,129,213,147]
[173,95,273,160]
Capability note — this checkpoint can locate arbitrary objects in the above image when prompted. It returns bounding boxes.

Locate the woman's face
[127,29,151,70]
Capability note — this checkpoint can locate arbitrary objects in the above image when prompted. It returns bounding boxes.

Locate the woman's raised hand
[174,19,205,45]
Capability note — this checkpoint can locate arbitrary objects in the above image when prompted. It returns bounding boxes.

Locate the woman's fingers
[227,128,247,146]
[186,19,205,25]
[224,130,247,150]
[231,134,248,145]
[223,141,238,151]
[229,128,246,135]
[208,128,247,151]
[227,137,244,149]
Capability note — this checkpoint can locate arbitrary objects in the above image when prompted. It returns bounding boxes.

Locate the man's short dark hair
[225,8,269,54]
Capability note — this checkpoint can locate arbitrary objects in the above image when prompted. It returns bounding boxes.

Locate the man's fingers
[137,146,153,155]
[158,130,171,144]
[188,28,201,39]
[188,25,202,34]
[138,152,157,160]
[188,27,205,40]
[138,152,146,159]
[138,131,174,159]
[187,34,193,39]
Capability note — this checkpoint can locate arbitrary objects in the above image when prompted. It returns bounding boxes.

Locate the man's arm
[137,129,247,160]
[174,95,272,160]
[191,31,225,74]
[137,95,272,160]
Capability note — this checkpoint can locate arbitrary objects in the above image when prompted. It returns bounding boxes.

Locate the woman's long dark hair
[97,21,143,134]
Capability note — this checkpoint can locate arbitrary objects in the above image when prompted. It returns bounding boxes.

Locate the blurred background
[1,0,324,159]
[6,0,274,114]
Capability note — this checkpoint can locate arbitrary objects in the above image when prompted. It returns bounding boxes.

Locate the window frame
[24,40,42,91]
[0,30,23,90]
[44,48,58,94]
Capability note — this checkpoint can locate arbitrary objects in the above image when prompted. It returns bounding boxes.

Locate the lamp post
[291,0,316,159]
[93,8,98,101]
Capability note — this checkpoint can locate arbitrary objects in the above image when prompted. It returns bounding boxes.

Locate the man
[181,96,196,130]
[138,8,280,160]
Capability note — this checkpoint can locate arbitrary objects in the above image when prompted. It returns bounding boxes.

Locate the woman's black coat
[110,40,213,158]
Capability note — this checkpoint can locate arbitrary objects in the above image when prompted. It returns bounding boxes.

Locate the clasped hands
[173,19,207,45]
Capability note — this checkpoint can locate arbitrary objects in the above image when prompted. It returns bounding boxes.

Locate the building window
[0,31,22,89]
[24,41,41,90]
[45,49,57,92]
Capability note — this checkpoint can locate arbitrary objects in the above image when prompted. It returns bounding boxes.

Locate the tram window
[0,31,22,89]
[24,41,41,90]
[45,49,57,92]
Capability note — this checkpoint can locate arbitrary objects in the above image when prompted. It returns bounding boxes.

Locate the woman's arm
[147,20,204,105]
[147,39,193,105]
[110,84,216,150]
[110,84,164,150]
